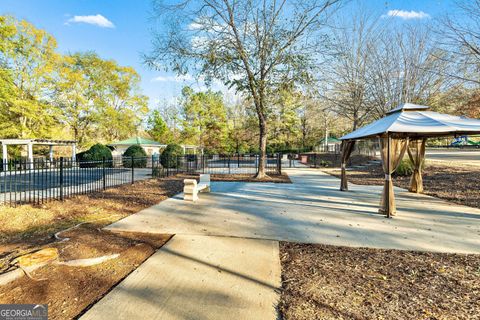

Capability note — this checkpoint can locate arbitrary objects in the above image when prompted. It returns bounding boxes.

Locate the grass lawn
[279,242,480,320]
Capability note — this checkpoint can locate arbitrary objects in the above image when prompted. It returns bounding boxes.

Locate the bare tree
[440,0,480,84]
[368,26,452,118]
[325,10,453,130]
[322,11,379,130]
[145,0,341,177]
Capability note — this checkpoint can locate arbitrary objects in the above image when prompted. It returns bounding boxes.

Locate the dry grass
[0,177,184,247]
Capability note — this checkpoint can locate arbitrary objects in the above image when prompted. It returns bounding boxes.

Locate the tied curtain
[407,138,427,193]
[340,140,356,191]
[379,136,408,216]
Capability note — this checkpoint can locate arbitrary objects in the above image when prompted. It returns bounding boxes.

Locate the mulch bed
[0,225,171,320]
[279,242,480,320]
[325,163,480,209]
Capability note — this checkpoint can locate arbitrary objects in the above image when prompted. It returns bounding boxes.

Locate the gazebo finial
[386,103,430,114]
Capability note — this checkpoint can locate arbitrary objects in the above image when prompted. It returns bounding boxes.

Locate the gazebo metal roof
[340,103,480,140]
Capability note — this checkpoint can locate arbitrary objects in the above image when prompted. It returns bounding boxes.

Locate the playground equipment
[450,136,480,146]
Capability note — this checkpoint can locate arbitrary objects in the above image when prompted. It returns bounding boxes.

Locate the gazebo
[1,139,77,171]
[339,103,480,218]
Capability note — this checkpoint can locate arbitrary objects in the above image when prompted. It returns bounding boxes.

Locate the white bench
[184,174,210,201]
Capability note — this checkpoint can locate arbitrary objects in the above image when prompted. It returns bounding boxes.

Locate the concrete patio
[81,168,480,320]
[106,168,480,254]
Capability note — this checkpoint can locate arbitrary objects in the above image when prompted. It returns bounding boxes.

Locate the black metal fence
[0,153,281,206]
[289,140,379,168]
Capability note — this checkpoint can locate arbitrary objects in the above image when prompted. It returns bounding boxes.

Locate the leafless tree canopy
[440,0,480,84]
[321,10,461,130]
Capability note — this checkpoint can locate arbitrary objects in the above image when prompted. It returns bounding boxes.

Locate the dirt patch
[0,225,171,320]
[279,242,480,320]
[324,163,480,209]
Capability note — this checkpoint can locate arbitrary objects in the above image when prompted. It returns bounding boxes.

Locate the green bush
[161,144,183,168]
[123,145,147,168]
[395,159,414,176]
[78,144,112,167]
[320,160,332,167]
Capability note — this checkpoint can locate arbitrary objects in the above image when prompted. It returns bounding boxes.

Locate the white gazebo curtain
[340,136,427,217]
[378,136,408,217]
[407,138,427,193]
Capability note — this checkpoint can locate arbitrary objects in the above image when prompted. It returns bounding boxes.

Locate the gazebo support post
[340,140,355,191]
[386,134,391,218]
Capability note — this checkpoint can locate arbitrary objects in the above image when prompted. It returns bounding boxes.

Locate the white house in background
[108,137,166,157]
[315,137,342,152]
[108,137,204,157]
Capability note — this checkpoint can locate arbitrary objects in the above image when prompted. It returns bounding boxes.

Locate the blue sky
[0,0,454,109]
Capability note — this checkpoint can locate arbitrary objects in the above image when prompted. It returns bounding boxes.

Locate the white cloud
[66,14,115,28]
[384,10,430,20]
[188,22,203,30]
[151,74,194,82]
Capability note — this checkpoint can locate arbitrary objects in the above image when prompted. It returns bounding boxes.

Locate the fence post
[237,153,240,168]
[176,156,179,174]
[151,155,154,177]
[277,153,282,175]
[59,157,64,201]
[102,157,106,190]
[228,155,231,174]
[131,156,134,184]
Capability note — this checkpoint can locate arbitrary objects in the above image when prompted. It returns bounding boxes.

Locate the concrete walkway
[81,235,280,320]
[82,168,480,320]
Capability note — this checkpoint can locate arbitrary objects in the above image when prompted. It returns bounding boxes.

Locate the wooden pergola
[339,103,480,218]
[1,139,77,171]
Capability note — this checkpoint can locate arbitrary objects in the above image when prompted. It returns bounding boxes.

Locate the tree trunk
[255,118,268,179]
